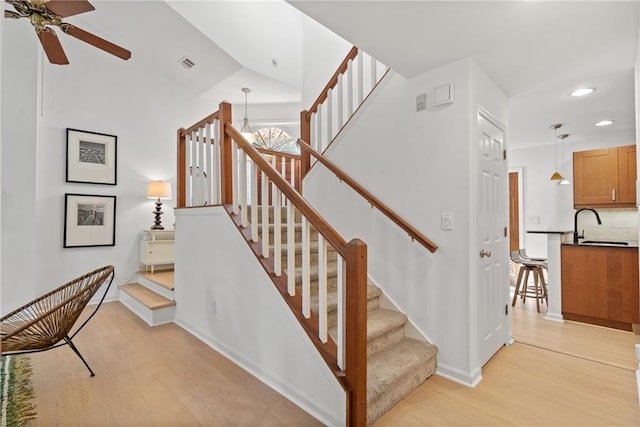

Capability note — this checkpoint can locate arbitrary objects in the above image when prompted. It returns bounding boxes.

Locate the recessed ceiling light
[570,87,595,97]
[596,120,615,127]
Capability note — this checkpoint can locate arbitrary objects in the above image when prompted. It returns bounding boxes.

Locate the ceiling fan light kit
[5,0,131,65]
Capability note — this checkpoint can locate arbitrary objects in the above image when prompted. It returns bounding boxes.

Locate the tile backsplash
[574,208,638,242]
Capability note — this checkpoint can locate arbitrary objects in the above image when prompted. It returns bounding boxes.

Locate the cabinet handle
[612,189,616,201]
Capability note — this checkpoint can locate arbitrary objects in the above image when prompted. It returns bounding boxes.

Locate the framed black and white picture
[66,128,117,185]
[64,193,116,248]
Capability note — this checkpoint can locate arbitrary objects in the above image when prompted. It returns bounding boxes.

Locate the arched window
[252,128,298,153]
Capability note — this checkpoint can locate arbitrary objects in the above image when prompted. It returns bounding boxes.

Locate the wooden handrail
[180,110,221,137]
[255,146,301,161]
[298,139,439,253]
[306,46,359,120]
[225,124,349,258]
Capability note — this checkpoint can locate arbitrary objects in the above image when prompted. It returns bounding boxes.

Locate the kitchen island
[561,242,639,331]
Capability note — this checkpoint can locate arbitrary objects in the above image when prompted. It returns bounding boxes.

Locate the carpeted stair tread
[366,338,438,424]
[312,283,381,315]
[367,309,407,341]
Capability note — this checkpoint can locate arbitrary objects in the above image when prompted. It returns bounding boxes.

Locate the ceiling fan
[4,0,131,65]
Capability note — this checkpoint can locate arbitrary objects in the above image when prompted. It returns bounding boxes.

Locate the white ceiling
[289,1,640,149]
[4,1,639,148]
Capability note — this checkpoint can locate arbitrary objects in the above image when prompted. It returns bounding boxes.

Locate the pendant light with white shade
[549,123,563,181]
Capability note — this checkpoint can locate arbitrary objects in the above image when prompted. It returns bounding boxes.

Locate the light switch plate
[433,84,454,106]
[441,212,453,230]
[416,93,426,112]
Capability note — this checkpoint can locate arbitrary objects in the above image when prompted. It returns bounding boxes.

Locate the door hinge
[503,149,507,160]
[504,226,507,237]
[505,304,509,315]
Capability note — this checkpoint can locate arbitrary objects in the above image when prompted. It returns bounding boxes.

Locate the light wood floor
[26,295,640,426]
[27,302,322,426]
[375,296,640,426]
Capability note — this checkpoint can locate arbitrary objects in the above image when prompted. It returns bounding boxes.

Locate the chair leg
[512,267,524,307]
[533,269,541,313]
[64,336,95,377]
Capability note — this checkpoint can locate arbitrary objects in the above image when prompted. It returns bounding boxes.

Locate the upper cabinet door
[617,145,637,205]
[573,145,636,208]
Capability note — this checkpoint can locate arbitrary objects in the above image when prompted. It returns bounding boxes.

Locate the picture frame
[66,128,117,185]
[64,193,116,248]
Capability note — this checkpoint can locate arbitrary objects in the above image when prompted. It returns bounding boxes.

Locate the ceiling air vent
[178,56,195,70]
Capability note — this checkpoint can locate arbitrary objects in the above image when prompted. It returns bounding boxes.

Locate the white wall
[174,207,345,426]
[301,15,351,109]
[1,20,220,312]
[508,129,636,257]
[1,21,39,311]
[304,58,508,385]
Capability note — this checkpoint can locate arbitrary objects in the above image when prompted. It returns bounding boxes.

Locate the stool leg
[522,268,531,303]
[533,268,541,313]
[512,266,524,307]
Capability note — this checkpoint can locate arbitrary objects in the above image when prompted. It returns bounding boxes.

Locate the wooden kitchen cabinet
[561,244,639,331]
[573,144,636,208]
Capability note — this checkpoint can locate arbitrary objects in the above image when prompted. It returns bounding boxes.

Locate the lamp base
[151,199,164,230]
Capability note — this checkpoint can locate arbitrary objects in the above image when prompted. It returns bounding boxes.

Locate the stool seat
[511,250,548,313]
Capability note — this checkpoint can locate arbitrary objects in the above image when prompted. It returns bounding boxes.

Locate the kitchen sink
[580,240,629,245]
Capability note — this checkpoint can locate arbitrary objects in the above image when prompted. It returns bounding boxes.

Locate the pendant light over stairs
[240,87,257,143]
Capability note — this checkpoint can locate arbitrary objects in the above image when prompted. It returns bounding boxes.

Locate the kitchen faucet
[574,208,602,244]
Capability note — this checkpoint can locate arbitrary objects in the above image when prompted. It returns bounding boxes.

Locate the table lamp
[147,180,172,230]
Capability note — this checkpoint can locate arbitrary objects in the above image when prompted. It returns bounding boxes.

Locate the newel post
[300,110,311,190]
[219,102,233,204]
[345,238,367,426]
[177,128,187,208]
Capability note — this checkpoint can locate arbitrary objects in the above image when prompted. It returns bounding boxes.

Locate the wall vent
[179,56,196,70]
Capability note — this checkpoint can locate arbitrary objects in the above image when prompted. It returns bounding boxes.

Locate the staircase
[256,206,438,425]
[119,270,176,326]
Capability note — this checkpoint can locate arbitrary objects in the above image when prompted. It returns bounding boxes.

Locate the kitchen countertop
[561,240,639,248]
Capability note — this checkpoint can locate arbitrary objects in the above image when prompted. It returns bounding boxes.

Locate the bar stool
[510,250,548,313]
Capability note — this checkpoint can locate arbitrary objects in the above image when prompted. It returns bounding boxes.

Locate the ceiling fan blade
[36,27,69,65]
[4,10,21,18]
[44,0,95,18]
[61,24,131,60]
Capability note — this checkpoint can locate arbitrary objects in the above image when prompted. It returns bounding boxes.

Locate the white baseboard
[173,317,343,427]
[436,363,482,388]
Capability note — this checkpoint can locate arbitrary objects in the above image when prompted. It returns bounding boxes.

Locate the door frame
[509,167,525,250]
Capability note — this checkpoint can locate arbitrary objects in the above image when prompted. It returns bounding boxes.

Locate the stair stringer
[173,206,346,427]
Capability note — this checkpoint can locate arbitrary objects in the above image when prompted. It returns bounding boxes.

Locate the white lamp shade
[147,181,172,199]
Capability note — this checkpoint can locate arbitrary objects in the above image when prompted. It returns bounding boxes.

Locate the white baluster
[310,112,318,155]
[205,122,212,205]
[316,107,323,153]
[274,188,282,276]
[185,132,192,207]
[261,170,269,258]
[347,59,354,117]
[327,88,333,144]
[370,53,377,90]
[290,158,296,190]
[198,126,205,205]
[231,141,239,214]
[239,149,248,227]
[318,235,328,343]
[251,161,258,242]
[357,51,364,105]
[337,73,344,129]
[191,130,198,205]
[213,120,221,204]
[337,256,345,370]
[302,217,311,318]
[287,203,295,296]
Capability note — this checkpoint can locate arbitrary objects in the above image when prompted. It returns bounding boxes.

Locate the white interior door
[477,111,509,366]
